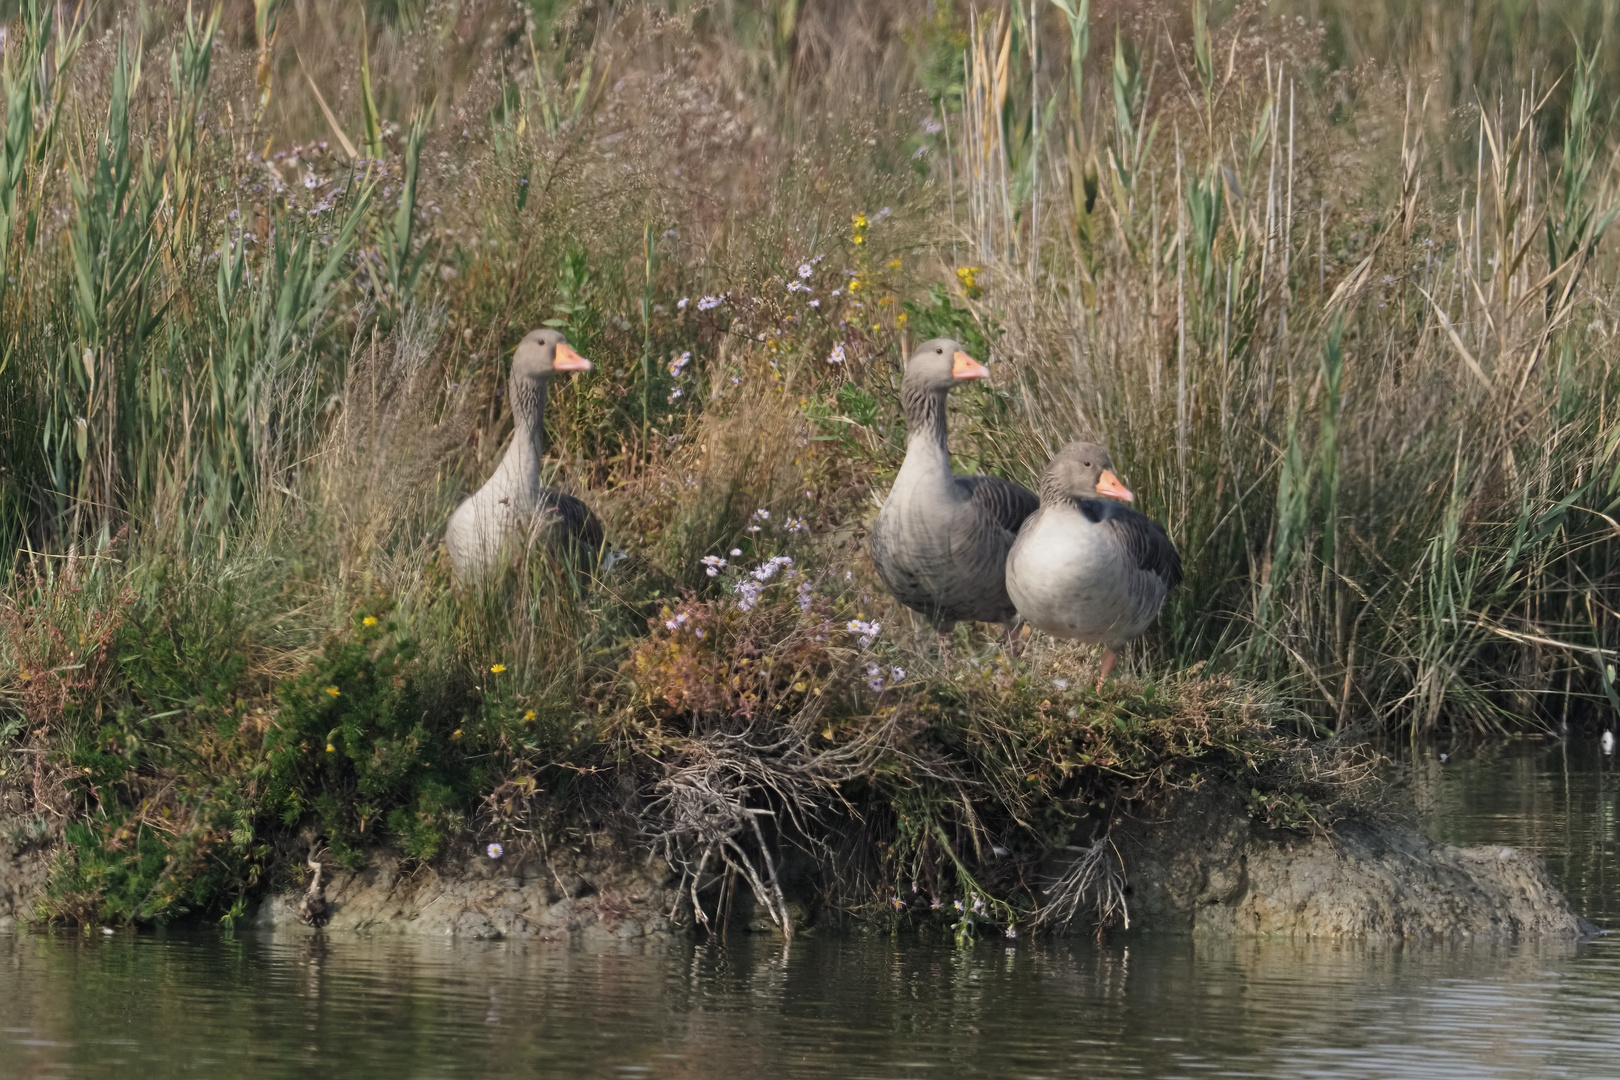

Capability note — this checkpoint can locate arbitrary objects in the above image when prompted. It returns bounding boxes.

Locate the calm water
[1,739,1616,1080]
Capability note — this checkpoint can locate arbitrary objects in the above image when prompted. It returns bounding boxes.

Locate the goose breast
[1007,500,1171,645]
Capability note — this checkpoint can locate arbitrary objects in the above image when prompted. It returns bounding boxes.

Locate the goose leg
[1095,647,1119,690]
[1002,619,1027,658]
[935,619,957,660]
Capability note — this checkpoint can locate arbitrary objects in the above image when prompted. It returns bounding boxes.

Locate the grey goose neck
[901,380,950,451]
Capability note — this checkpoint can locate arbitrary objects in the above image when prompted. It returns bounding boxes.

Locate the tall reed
[942,0,1620,734]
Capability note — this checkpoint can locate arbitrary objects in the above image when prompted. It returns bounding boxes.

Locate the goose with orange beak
[445,328,604,582]
[870,338,1039,643]
[1005,442,1181,685]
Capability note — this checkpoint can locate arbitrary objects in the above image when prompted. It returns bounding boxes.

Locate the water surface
[1,738,1615,1080]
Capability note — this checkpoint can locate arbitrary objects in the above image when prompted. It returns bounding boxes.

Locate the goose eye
[935,347,943,354]
[1083,461,1091,467]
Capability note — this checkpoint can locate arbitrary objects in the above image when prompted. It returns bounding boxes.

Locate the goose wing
[540,489,605,563]
[1079,499,1182,589]
[956,474,1040,536]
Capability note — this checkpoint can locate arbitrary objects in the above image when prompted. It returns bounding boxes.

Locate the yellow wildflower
[522,710,537,722]
[852,212,868,229]
[362,615,378,627]
[897,312,909,326]
[490,663,507,674]
[849,279,861,292]
[956,266,980,291]
[886,258,902,269]
[324,686,340,697]
[450,728,463,741]
[325,743,336,753]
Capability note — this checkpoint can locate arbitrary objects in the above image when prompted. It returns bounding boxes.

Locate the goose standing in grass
[869,337,1039,644]
[445,328,603,583]
[1006,442,1181,685]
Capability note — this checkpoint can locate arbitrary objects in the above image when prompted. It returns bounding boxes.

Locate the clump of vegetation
[0,0,1613,930]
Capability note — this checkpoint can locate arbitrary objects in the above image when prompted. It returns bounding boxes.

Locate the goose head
[902,337,989,391]
[512,327,592,383]
[1040,441,1135,502]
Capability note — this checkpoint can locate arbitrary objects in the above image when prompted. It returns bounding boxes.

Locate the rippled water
[1,738,1616,1080]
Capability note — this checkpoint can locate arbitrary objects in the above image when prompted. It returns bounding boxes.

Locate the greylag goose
[1005,442,1181,684]
[869,337,1039,642]
[445,328,603,582]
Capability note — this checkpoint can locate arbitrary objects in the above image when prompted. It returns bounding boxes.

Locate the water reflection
[0,741,1615,1080]
[3,930,1618,1079]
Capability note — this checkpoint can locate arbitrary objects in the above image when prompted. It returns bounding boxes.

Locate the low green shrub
[263,607,474,866]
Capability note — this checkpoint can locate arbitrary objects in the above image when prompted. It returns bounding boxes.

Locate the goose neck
[900,381,950,454]
[502,374,549,476]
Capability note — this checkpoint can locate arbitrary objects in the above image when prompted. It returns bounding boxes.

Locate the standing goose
[1006,442,1181,684]
[445,328,603,583]
[870,337,1039,642]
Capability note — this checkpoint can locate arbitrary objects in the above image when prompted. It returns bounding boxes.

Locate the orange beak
[552,342,592,372]
[952,350,990,380]
[1095,469,1135,502]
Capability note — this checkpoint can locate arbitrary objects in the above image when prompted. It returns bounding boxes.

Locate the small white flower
[677,297,689,310]
[845,619,881,648]
[697,294,725,311]
[700,555,727,577]
[668,388,683,402]
[798,263,813,278]
[890,666,906,682]
[486,843,504,859]
[828,343,846,365]
[809,299,820,308]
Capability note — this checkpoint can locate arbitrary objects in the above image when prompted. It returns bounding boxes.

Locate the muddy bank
[252,836,682,941]
[248,796,1591,943]
[2,794,1592,943]
[0,843,49,930]
[1085,788,1597,941]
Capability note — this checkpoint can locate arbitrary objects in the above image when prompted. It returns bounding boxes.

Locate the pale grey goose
[1005,442,1181,683]
[444,328,603,583]
[869,337,1039,641]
